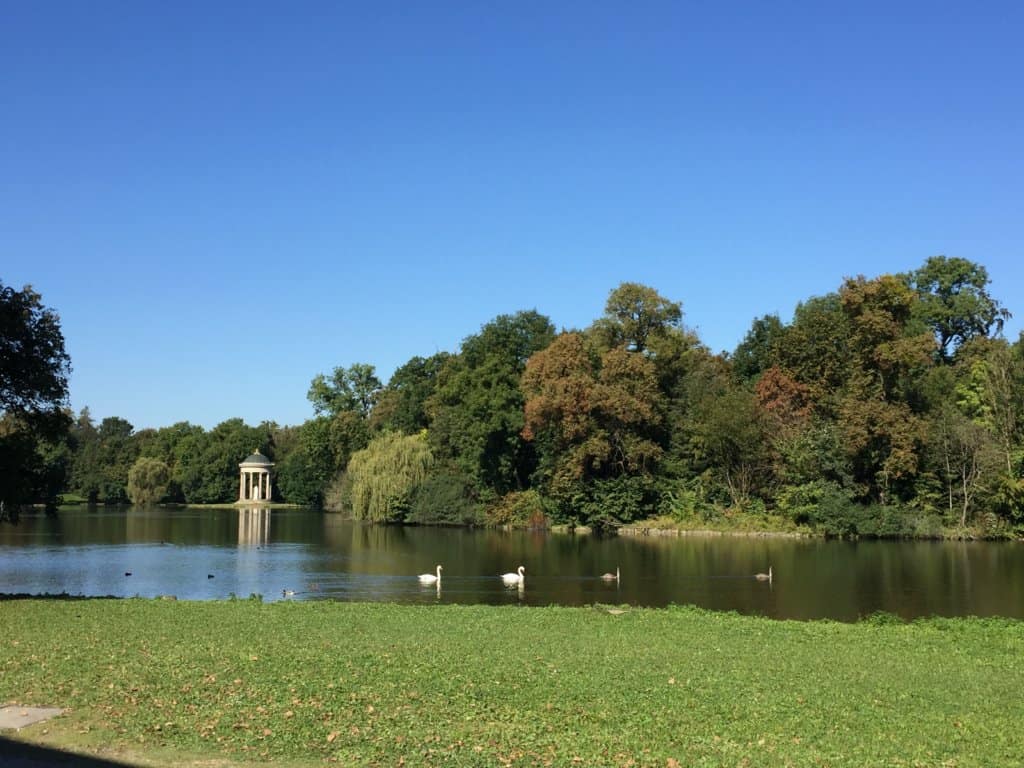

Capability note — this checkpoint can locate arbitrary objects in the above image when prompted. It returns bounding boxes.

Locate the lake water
[1,506,1022,621]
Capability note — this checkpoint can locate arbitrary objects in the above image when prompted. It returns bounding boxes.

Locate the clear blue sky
[3,2,1022,429]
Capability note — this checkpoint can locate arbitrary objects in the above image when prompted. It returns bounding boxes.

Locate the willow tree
[345,431,433,522]
[127,457,170,505]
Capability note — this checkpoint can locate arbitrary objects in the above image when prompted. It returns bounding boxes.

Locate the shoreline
[618,525,813,539]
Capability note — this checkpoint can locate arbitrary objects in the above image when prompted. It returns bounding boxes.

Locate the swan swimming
[600,566,620,582]
[501,565,525,586]
[418,565,442,585]
[754,566,773,582]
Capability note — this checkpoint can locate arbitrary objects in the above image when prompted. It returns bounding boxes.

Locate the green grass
[2,600,1023,767]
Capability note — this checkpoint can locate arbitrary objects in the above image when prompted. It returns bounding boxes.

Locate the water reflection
[238,507,270,547]
[0,506,1022,621]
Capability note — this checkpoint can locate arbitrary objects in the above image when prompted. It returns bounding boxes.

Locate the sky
[3,1,1022,430]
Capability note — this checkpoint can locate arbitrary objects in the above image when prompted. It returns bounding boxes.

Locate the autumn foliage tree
[522,332,663,525]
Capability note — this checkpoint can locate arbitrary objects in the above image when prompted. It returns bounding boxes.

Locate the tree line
[3,256,1023,536]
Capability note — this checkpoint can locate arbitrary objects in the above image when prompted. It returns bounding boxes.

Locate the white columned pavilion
[238,449,274,503]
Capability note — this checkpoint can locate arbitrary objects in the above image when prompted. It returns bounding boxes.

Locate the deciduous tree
[308,363,381,418]
[907,255,1011,361]
[429,311,555,496]
[522,332,663,523]
[0,282,72,518]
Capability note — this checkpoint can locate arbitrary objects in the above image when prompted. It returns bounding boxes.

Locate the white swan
[418,565,442,585]
[600,566,620,582]
[754,566,773,582]
[501,565,525,586]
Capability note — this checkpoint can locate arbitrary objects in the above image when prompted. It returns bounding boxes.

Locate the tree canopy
[33,258,1024,537]
[0,282,72,518]
[0,282,71,421]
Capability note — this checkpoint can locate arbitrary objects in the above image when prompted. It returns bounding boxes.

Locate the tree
[927,404,1001,527]
[834,275,935,503]
[732,314,785,382]
[591,282,683,354]
[274,443,323,507]
[692,385,771,507]
[428,311,555,496]
[907,256,1011,361]
[370,353,450,434]
[96,417,137,503]
[308,363,382,417]
[127,457,171,505]
[134,421,204,502]
[0,282,71,420]
[175,419,271,503]
[68,408,102,502]
[0,282,72,518]
[344,431,434,522]
[773,293,852,411]
[522,332,663,524]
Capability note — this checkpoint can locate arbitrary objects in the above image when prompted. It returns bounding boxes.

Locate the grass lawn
[2,600,1022,767]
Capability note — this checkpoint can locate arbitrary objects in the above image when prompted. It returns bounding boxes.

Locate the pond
[1,506,1022,621]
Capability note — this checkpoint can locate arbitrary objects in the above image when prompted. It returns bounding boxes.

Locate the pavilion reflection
[238,506,271,547]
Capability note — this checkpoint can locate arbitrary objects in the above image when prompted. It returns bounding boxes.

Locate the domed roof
[239,449,274,468]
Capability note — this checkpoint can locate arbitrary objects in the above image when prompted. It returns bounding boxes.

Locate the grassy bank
[629,510,1023,541]
[2,601,1022,767]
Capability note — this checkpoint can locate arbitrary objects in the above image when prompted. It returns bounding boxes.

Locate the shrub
[407,472,483,526]
[485,489,549,528]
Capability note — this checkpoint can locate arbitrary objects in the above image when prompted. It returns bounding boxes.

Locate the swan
[282,589,295,597]
[501,565,525,586]
[754,566,773,582]
[418,565,442,585]
[600,566,620,582]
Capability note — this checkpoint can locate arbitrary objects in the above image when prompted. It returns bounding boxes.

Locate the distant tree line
[3,257,1023,537]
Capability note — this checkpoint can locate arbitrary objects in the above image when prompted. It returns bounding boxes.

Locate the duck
[754,566,773,582]
[600,566,620,583]
[501,566,525,586]
[418,565,442,585]
[282,589,295,597]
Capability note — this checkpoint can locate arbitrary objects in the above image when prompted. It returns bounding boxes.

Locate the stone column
[265,471,272,502]
[239,470,245,502]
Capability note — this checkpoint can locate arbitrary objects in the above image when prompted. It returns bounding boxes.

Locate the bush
[781,480,929,538]
[659,478,714,522]
[776,480,855,528]
[485,489,549,529]
[407,472,483,526]
[552,476,658,532]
